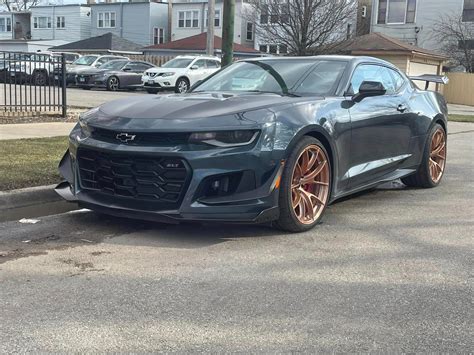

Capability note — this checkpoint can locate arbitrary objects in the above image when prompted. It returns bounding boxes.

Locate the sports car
[56,56,448,232]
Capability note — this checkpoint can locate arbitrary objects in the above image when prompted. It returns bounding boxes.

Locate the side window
[95,57,108,67]
[206,60,219,68]
[193,59,206,68]
[389,68,406,92]
[294,61,347,96]
[350,64,398,95]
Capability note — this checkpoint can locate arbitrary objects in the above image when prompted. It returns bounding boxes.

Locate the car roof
[175,55,221,61]
[242,55,393,66]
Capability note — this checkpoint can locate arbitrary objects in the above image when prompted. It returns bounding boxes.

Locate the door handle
[397,104,408,113]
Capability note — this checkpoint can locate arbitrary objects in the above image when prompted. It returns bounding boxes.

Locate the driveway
[0,122,472,352]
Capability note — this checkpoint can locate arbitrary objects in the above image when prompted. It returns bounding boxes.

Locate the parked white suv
[141,55,221,94]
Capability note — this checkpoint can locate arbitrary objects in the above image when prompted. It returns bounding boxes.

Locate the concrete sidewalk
[448,103,474,116]
[0,122,76,140]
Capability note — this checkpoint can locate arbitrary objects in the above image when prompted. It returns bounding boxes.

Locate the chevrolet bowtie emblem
[116,132,136,143]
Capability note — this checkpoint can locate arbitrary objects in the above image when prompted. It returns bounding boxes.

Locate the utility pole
[206,0,215,55]
[221,0,235,66]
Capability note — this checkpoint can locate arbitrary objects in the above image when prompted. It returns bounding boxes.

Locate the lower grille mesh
[77,149,190,206]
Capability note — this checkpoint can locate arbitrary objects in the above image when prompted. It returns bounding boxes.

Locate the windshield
[73,55,98,66]
[193,59,346,96]
[99,60,127,70]
[162,58,193,68]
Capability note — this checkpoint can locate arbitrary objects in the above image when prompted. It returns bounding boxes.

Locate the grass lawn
[449,114,474,123]
[0,136,68,191]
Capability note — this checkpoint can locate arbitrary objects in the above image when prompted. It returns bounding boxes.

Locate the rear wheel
[402,123,447,188]
[274,136,331,232]
[106,76,120,91]
[33,71,48,86]
[175,77,189,94]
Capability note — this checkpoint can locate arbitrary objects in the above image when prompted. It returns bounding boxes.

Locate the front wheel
[402,123,447,188]
[175,77,189,94]
[33,71,48,86]
[274,136,332,233]
[106,76,120,91]
[146,88,159,94]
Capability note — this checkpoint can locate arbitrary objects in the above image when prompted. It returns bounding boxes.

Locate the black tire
[274,136,332,233]
[106,76,120,91]
[146,88,159,94]
[33,71,48,86]
[401,123,447,188]
[175,77,190,94]
[82,87,92,90]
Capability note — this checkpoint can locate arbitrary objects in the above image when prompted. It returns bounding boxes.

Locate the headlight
[161,72,175,77]
[188,130,259,147]
[78,107,99,137]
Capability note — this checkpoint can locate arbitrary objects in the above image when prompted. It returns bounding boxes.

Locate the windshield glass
[193,59,346,95]
[73,55,98,66]
[99,60,127,70]
[162,58,193,68]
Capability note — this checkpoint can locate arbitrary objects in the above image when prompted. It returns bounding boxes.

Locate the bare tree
[1,0,42,11]
[245,0,357,56]
[431,14,474,72]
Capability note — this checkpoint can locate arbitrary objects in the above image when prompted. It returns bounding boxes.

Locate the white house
[89,1,169,46]
[30,4,91,42]
[171,0,255,48]
[370,0,472,52]
[0,11,30,40]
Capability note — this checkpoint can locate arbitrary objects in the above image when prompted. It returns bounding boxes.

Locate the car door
[205,59,220,76]
[187,59,208,85]
[118,62,147,87]
[347,64,413,188]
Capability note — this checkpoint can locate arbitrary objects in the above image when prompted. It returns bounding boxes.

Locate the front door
[347,64,413,188]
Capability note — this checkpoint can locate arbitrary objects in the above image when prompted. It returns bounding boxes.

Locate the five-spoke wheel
[275,136,331,232]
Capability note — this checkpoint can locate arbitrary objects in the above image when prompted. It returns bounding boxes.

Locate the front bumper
[57,128,284,224]
[142,76,175,89]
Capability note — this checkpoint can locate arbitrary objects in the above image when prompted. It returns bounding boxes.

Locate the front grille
[91,127,190,146]
[77,149,191,206]
[76,74,91,84]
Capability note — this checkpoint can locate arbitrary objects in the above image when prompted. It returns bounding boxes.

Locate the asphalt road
[0,122,473,352]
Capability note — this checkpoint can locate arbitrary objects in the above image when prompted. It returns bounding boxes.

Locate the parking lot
[0,121,472,352]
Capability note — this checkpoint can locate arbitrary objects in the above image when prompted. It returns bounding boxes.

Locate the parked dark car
[75,60,155,91]
[59,55,128,86]
[57,56,448,232]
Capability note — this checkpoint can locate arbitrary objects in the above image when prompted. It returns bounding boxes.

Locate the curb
[0,184,61,211]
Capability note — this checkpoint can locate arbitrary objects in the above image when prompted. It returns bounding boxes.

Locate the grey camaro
[75,60,155,91]
[58,56,448,232]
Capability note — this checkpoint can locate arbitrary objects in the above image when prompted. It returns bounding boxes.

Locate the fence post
[61,54,67,118]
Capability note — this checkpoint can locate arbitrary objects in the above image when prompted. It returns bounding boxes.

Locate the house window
[259,44,267,53]
[246,22,254,41]
[377,0,416,24]
[259,43,287,55]
[463,0,474,22]
[260,4,269,24]
[97,12,116,28]
[153,27,165,45]
[205,9,221,27]
[0,17,12,32]
[178,10,199,28]
[56,16,65,29]
[279,44,288,54]
[33,16,52,29]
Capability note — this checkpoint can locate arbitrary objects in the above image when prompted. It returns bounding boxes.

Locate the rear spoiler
[409,74,449,90]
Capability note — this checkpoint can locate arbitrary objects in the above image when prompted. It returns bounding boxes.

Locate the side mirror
[352,81,386,103]
[190,65,199,70]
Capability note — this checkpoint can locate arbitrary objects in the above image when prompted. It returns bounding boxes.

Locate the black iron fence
[0,51,67,117]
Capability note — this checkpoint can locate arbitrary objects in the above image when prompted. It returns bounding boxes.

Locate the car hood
[67,65,93,74]
[78,68,112,76]
[147,67,183,74]
[86,93,306,131]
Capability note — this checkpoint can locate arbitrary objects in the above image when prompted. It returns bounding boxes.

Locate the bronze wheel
[291,145,330,224]
[275,136,332,232]
[402,123,447,188]
[429,128,446,183]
